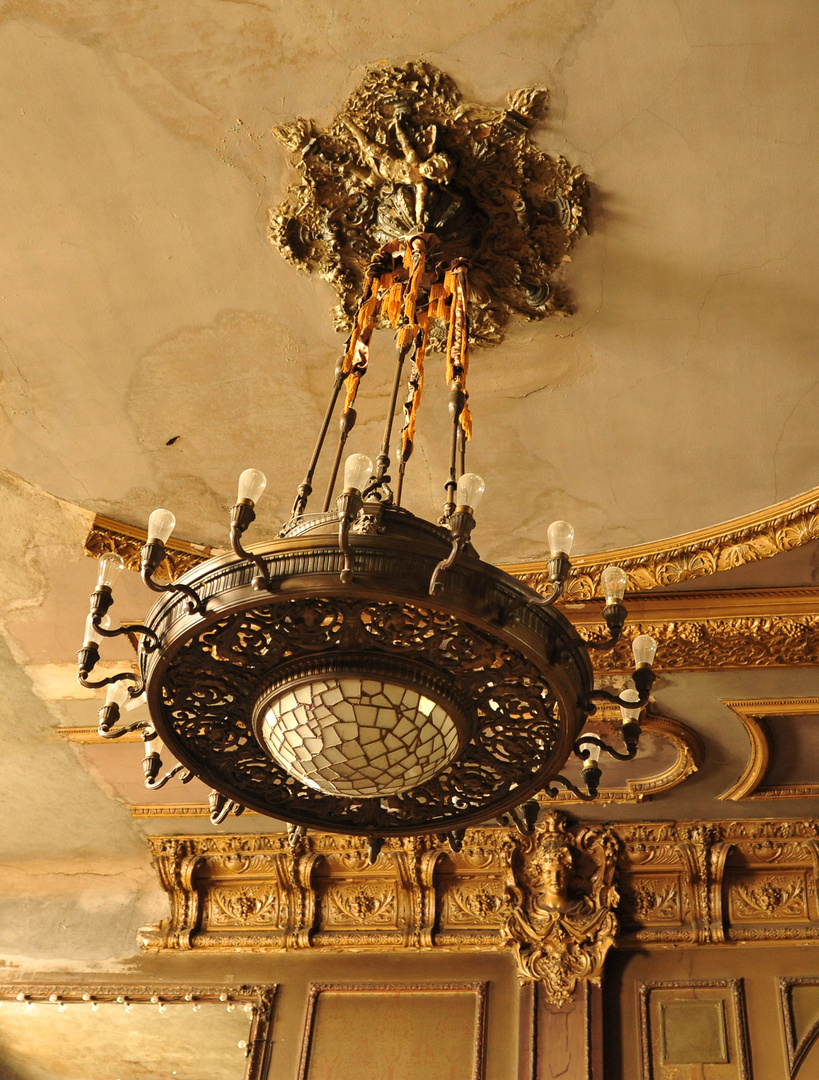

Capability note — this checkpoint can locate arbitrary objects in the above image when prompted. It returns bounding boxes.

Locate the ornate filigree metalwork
[156,597,564,834]
[501,812,619,1005]
[269,60,587,345]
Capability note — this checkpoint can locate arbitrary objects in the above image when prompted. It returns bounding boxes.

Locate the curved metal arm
[542,774,598,802]
[575,733,638,763]
[585,685,651,710]
[99,718,150,740]
[141,565,205,615]
[230,501,271,590]
[144,763,192,791]
[78,664,144,694]
[339,512,355,584]
[91,614,159,651]
[429,535,465,596]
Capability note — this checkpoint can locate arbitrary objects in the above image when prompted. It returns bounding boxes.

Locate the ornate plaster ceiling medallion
[269,60,588,345]
[76,62,657,848]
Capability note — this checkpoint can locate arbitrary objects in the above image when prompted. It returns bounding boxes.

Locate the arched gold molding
[543,707,703,805]
[503,485,819,598]
[718,698,819,801]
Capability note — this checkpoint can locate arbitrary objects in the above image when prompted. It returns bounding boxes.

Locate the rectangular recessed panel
[303,987,481,1080]
[661,1000,728,1064]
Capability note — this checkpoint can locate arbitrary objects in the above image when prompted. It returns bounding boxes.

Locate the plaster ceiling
[0,0,817,987]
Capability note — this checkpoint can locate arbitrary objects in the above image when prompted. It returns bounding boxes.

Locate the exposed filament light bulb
[96,552,124,590]
[600,565,627,605]
[104,681,131,710]
[343,453,373,493]
[455,473,485,511]
[237,468,267,506]
[582,740,601,766]
[619,687,642,723]
[147,508,176,545]
[547,520,574,557]
[632,634,658,667]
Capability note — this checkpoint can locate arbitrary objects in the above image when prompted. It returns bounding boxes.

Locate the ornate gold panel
[639,981,750,1080]
[296,982,487,1080]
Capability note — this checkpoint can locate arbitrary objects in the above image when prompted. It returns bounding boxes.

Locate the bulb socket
[449,508,476,542]
[632,665,656,696]
[98,702,120,732]
[89,588,115,620]
[581,763,601,797]
[140,540,166,577]
[142,752,161,784]
[230,501,256,534]
[547,552,571,585]
[77,644,100,678]
[602,601,628,637]
[621,720,642,753]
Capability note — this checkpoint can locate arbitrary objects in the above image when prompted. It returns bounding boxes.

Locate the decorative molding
[296,982,487,1080]
[269,59,587,345]
[0,983,276,1080]
[501,813,619,1006]
[543,706,703,804]
[779,977,819,1079]
[84,513,222,578]
[504,484,819,597]
[718,699,819,801]
[638,980,750,1080]
[576,614,819,671]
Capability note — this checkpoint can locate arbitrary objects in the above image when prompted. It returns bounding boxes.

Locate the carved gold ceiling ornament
[268,60,587,345]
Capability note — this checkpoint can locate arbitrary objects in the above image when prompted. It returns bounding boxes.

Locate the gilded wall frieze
[268,60,587,345]
[504,484,819,596]
[576,614,819,671]
[142,818,819,981]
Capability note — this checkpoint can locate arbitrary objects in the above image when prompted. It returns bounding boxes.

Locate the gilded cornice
[142,817,819,979]
[503,485,819,597]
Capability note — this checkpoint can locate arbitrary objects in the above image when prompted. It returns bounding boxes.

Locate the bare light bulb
[147,508,176,545]
[547,520,574,557]
[343,453,373,492]
[237,468,267,506]
[83,613,108,647]
[619,687,642,723]
[455,473,485,511]
[96,552,124,589]
[601,565,627,605]
[632,634,658,667]
[104,682,131,709]
[582,740,602,766]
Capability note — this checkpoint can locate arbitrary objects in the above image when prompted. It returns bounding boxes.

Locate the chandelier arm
[542,774,598,802]
[575,734,639,763]
[91,615,160,651]
[229,511,271,591]
[144,763,192,791]
[585,686,651,709]
[583,630,623,651]
[78,666,144,693]
[293,361,348,519]
[141,566,205,616]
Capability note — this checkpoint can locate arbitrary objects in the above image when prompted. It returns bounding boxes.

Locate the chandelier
[76,65,658,853]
